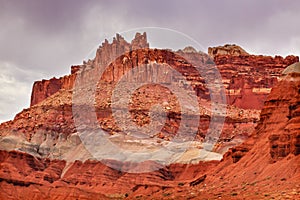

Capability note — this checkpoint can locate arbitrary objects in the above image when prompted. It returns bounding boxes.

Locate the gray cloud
[0,0,300,122]
[0,61,42,122]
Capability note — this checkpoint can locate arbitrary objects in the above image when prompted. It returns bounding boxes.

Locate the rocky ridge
[0,33,299,199]
[0,62,299,200]
[208,44,249,58]
[0,34,298,158]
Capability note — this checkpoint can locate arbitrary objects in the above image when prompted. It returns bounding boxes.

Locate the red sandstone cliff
[197,71,300,199]
[30,35,298,110]
[25,35,298,150]
[30,33,149,107]
[215,54,298,109]
[0,64,299,200]
[30,74,76,106]
[0,33,300,199]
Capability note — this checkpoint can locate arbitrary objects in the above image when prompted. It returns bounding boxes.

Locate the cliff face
[223,72,300,163]
[262,72,300,160]
[215,54,298,109]
[26,35,298,149]
[30,42,298,110]
[1,33,298,156]
[1,65,299,200]
[30,74,76,106]
[199,71,300,198]
[0,33,300,199]
[30,33,149,107]
[208,44,249,58]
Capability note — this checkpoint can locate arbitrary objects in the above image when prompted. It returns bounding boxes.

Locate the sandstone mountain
[0,33,299,199]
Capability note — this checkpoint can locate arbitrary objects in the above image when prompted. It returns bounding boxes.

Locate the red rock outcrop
[1,33,298,154]
[222,71,300,164]
[116,67,300,199]
[1,72,299,199]
[30,74,76,106]
[1,33,300,199]
[215,54,298,109]
[196,71,300,199]
[30,32,149,107]
[30,39,298,110]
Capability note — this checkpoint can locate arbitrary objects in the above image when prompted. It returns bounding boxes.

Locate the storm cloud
[0,0,300,122]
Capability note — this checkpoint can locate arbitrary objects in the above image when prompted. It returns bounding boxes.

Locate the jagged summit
[101,32,149,49]
[92,32,149,67]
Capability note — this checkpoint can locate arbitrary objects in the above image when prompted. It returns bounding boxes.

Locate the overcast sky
[0,0,300,123]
